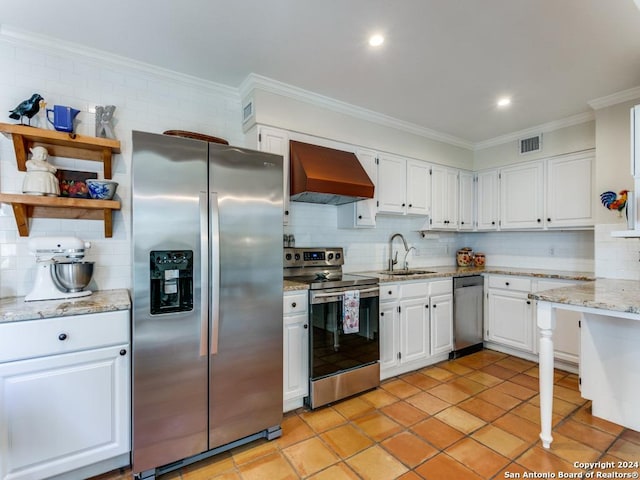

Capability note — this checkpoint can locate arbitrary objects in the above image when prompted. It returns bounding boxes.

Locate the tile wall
[0,37,243,297]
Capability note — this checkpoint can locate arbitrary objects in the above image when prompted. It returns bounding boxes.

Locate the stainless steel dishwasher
[451,275,484,359]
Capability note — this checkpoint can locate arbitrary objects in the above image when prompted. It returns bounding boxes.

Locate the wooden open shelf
[0,123,122,237]
[0,123,121,179]
[0,194,121,238]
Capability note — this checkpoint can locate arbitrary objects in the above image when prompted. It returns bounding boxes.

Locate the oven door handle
[311,286,379,299]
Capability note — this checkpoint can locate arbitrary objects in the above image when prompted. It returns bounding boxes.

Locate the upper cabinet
[476,169,500,230]
[430,165,459,230]
[377,154,431,216]
[545,152,594,228]
[338,148,378,228]
[406,159,432,216]
[377,153,408,214]
[256,125,290,225]
[500,161,545,230]
[458,170,475,231]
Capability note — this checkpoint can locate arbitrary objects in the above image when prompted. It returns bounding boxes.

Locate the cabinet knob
[120,349,127,356]
[432,304,437,308]
[491,221,495,225]
[537,218,541,223]
[547,218,551,222]
[381,312,385,316]
[303,324,308,329]
[285,210,289,215]
[461,221,465,225]
[358,215,363,219]
[425,304,429,308]
[505,282,510,286]
[58,333,68,341]
[526,300,531,305]
[409,204,412,208]
[402,203,406,207]
[291,302,297,308]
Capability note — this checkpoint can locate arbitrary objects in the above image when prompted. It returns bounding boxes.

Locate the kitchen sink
[380,269,436,276]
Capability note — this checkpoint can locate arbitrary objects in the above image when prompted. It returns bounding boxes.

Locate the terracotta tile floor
[94,350,640,480]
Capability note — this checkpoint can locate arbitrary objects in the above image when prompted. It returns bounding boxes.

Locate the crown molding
[474,111,595,151]
[587,85,640,110]
[239,73,475,150]
[0,24,238,98]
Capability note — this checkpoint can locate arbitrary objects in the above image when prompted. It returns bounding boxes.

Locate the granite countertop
[353,265,595,283]
[0,289,131,323]
[284,280,309,292]
[529,279,640,315]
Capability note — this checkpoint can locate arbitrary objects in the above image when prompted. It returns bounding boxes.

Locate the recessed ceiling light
[497,97,511,107]
[369,34,384,47]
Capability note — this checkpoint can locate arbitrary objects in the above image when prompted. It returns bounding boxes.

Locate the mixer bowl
[52,261,94,292]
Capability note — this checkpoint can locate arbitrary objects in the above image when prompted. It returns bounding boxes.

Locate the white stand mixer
[25,236,94,302]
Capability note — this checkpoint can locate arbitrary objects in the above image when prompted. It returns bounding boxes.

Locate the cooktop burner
[283,247,377,290]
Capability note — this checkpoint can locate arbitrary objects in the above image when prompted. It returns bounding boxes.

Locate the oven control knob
[285,253,292,261]
[328,253,334,260]
[294,253,300,261]
[336,253,341,260]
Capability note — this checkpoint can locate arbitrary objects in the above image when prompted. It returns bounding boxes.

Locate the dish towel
[343,290,360,334]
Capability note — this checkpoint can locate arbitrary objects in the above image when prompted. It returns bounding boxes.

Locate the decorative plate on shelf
[56,170,97,198]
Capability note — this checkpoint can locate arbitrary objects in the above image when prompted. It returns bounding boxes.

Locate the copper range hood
[289,140,374,205]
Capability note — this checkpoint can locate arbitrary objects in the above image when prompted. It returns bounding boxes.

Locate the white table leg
[537,301,556,448]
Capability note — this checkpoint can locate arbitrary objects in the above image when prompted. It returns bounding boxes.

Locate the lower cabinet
[0,310,130,480]
[486,278,534,353]
[380,279,453,379]
[485,274,585,369]
[283,290,309,412]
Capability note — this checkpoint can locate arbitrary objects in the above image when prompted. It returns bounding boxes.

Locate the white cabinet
[399,296,430,364]
[458,170,475,231]
[631,104,640,177]
[534,279,581,365]
[500,162,544,230]
[338,149,378,228]
[430,293,454,356]
[0,310,130,480]
[485,275,534,353]
[377,153,407,214]
[546,152,594,228]
[476,169,500,230]
[257,126,290,225]
[406,159,431,216]
[379,279,452,379]
[283,291,309,412]
[430,165,459,229]
[377,154,431,216]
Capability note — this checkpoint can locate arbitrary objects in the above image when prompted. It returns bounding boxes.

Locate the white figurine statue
[22,146,60,196]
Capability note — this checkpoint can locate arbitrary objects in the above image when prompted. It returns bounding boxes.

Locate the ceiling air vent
[519,134,542,155]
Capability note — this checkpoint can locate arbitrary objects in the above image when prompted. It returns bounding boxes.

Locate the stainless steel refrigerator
[131,131,283,478]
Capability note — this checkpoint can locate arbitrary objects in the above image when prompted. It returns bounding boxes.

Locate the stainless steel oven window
[309,289,379,380]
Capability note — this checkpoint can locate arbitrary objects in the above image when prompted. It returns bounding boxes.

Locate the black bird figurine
[9,93,45,126]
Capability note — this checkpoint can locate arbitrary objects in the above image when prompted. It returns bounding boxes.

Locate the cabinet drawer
[283,292,308,315]
[400,282,428,299]
[0,310,129,363]
[488,275,532,292]
[429,279,452,296]
[379,284,399,302]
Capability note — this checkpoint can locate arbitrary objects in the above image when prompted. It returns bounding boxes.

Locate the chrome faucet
[388,233,411,272]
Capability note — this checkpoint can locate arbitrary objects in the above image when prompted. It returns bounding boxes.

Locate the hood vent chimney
[289,140,375,205]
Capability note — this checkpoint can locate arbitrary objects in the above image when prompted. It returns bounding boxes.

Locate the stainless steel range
[284,247,380,408]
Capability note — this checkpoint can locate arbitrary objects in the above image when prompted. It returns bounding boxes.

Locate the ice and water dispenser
[150,250,194,314]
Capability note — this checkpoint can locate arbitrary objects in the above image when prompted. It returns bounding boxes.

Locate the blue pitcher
[46,105,81,133]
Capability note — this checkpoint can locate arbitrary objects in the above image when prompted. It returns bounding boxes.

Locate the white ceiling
[2,0,640,145]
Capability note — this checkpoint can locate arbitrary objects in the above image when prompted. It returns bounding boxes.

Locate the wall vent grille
[519,134,542,154]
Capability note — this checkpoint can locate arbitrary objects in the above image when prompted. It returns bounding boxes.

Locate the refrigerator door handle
[199,191,209,357]
[210,191,220,355]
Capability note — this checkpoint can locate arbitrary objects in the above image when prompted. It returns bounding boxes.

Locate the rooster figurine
[600,189,628,217]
